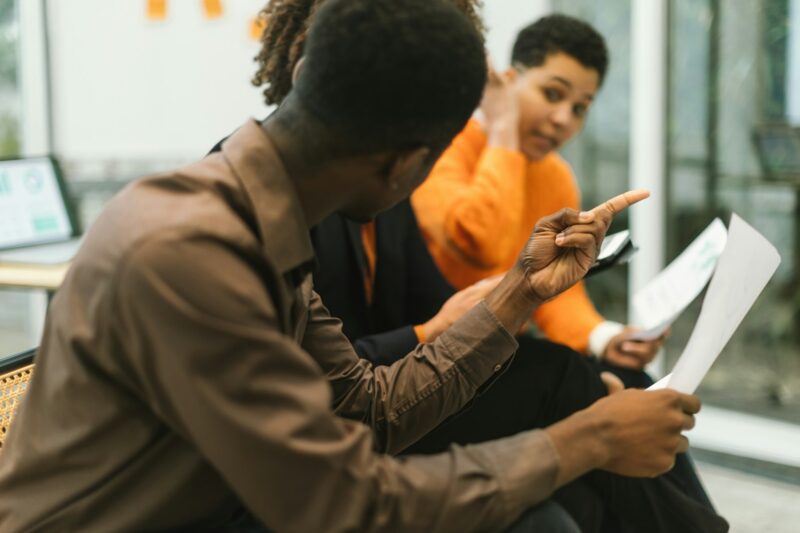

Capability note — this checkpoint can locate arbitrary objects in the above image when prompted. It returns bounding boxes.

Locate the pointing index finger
[591,189,650,216]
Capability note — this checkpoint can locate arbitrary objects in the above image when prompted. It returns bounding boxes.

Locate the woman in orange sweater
[413,14,664,371]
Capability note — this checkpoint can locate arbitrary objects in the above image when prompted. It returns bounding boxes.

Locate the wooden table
[0,263,70,347]
[0,263,70,292]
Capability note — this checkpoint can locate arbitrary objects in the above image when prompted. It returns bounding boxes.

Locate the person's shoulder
[442,117,487,156]
[86,158,260,279]
[461,117,487,141]
[115,218,274,318]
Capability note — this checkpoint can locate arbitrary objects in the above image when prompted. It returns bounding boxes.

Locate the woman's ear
[502,67,518,83]
[291,57,306,86]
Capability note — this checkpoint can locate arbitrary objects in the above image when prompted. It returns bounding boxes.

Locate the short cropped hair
[512,14,609,85]
[252,0,484,107]
[293,0,486,152]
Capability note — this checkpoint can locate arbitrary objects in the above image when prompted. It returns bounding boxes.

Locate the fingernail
[555,233,565,244]
[579,211,594,222]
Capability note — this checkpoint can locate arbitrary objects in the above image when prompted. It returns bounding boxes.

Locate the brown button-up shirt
[0,120,559,532]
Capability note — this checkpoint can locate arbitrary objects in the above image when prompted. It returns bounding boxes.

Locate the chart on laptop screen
[0,158,73,248]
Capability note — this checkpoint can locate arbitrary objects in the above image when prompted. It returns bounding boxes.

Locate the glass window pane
[554,0,800,425]
[553,0,633,322]
[0,0,29,358]
[668,0,800,423]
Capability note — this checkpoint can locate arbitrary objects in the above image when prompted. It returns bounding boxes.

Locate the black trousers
[403,336,727,533]
[503,501,580,533]
[220,500,581,533]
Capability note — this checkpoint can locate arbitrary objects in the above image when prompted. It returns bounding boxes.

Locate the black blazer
[311,200,455,365]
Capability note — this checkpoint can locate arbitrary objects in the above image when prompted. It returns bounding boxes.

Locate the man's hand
[483,190,648,339]
[421,277,502,341]
[519,190,650,302]
[603,327,668,369]
[545,388,700,485]
[588,389,699,477]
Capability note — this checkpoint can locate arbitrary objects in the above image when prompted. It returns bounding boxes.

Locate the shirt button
[493,364,503,372]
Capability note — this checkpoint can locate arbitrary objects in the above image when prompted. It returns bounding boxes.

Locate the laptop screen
[0,157,75,249]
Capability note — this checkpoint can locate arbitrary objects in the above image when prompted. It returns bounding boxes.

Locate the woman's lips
[529,133,557,152]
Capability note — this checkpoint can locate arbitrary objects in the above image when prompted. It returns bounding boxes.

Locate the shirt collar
[221,119,315,275]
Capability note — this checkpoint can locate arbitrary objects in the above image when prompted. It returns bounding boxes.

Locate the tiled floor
[697,461,800,533]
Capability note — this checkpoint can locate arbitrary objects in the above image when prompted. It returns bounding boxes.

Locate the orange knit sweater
[412,119,604,353]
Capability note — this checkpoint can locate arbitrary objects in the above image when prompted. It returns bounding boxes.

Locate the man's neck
[260,111,345,228]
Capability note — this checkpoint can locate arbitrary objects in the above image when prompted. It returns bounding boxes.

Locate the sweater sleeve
[412,122,528,270]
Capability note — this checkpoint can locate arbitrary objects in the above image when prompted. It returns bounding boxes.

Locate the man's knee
[504,501,581,533]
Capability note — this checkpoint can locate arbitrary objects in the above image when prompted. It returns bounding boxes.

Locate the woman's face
[509,52,600,161]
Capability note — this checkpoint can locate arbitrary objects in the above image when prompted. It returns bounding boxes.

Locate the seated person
[412,14,665,378]
[253,1,716,530]
[0,1,725,532]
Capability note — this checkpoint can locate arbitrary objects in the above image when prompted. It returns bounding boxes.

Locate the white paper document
[649,214,781,393]
[629,218,728,341]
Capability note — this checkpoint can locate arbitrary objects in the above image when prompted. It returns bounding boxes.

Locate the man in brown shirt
[0,1,725,531]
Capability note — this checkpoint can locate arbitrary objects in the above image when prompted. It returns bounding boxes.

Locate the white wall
[483,0,552,69]
[47,0,269,161]
[41,1,555,161]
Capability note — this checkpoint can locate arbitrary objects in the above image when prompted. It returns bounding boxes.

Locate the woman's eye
[573,104,588,118]
[544,88,561,102]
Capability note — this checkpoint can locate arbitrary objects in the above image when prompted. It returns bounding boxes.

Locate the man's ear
[383,146,432,191]
[291,57,306,86]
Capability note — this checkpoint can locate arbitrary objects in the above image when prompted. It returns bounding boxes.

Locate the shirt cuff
[588,320,626,357]
[470,429,560,520]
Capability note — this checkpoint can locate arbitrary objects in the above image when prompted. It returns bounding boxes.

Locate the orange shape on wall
[203,0,224,19]
[146,0,167,20]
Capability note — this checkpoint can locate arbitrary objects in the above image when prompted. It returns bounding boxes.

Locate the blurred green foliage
[0,0,18,157]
